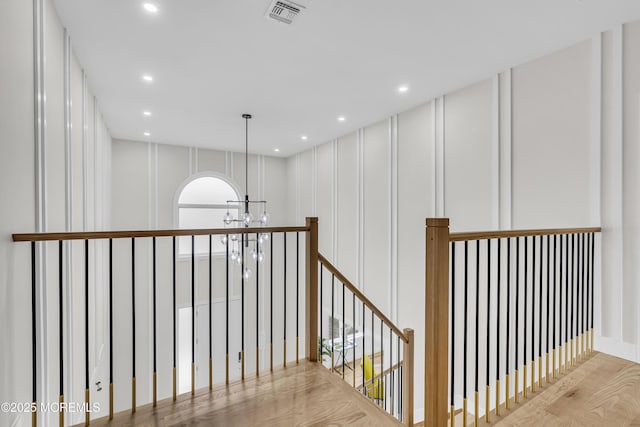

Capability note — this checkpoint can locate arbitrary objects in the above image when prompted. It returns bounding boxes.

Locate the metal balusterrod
[192,235,196,392]
[496,239,501,417]
[552,235,557,379]
[241,234,245,379]
[153,237,157,406]
[59,241,64,427]
[450,242,456,427]
[362,301,366,391]
[173,237,177,398]
[463,241,469,427]
[506,238,511,410]
[546,235,550,383]
[531,236,535,394]
[256,233,260,376]
[319,265,323,367]
[515,237,520,404]
[225,234,229,384]
[270,232,273,372]
[590,233,595,352]
[474,240,480,427]
[342,283,345,380]
[486,239,491,422]
[86,239,91,425]
[283,233,287,368]
[109,238,114,418]
[353,293,356,388]
[331,274,334,371]
[537,235,542,389]
[296,232,300,364]
[564,234,569,372]
[31,242,36,427]
[210,235,213,389]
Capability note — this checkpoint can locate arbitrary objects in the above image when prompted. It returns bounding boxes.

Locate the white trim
[63,26,74,419]
[357,128,365,290]
[436,96,445,217]
[82,70,88,232]
[155,143,159,227]
[612,24,624,341]
[33,0,50,414]
[172,171,243,229]
[189,147,194,176]
[194,147,199,174]
[594,335,639,363]
[295,154,301,224]
[312,146,318,216]
[431,100,437,217]
[148,143,153,229]
[491,75,500,230]
[332,139,338,263]
[591,34,603,228]
[499,69,513,229]
[389,115,399,322]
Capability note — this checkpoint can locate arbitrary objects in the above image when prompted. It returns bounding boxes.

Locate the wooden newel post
[306,217,319,362]
[425,218,450,427]
[403,328,415,427]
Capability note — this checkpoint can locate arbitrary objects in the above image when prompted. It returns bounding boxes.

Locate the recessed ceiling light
[143,3,158,13]
[143,111,152,116]
[301,135,308,140]
[143,132,151,137]
[142,74,153,82]
[398,85,409,93]
[337,116,346,122]
[274,148,280,152]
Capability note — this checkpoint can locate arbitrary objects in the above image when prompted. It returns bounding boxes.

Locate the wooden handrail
[449,226,601,242]
[318,253,408,343]
[356,360,405,391]
[12,225,310,242]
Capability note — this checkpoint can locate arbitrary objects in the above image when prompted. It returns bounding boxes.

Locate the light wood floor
[84,360,402,427]
[455,352,640,427]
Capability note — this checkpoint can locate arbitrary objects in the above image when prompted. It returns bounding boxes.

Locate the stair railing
[424,218,601,427]
[316,253,415,426]
[14,216,414,427]
[14,220,312,426]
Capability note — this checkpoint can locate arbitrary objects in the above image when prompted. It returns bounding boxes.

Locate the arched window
[177,175,240,255]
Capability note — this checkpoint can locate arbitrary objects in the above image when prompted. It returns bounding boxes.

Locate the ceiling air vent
[265,0,306,25]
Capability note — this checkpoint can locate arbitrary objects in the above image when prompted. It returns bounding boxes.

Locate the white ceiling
[53,0,640,157]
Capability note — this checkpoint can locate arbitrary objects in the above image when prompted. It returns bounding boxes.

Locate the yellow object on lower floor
[361,354,384,400]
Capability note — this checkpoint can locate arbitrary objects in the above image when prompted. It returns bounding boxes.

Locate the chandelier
[221,114,269,279]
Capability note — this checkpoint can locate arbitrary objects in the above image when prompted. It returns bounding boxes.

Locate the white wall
[0,2,36,427]
[287,21,640,421]
[0,1,113,426]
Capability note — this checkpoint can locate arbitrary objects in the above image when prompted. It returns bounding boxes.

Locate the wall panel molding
[491,75,500,229]
[435,96,445,217]
[33,0,50,410]
[332,139,338,262]
[312,146,318,216]
[591,34,603,227]
[499,69,512,229]
[357,128,365,289]
[63,26,74,410]
[82,71,88,232]
[389,115,398,322]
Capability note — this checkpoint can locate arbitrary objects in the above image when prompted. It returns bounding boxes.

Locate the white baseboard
[414,406,424,423]
[594,334,639,363]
